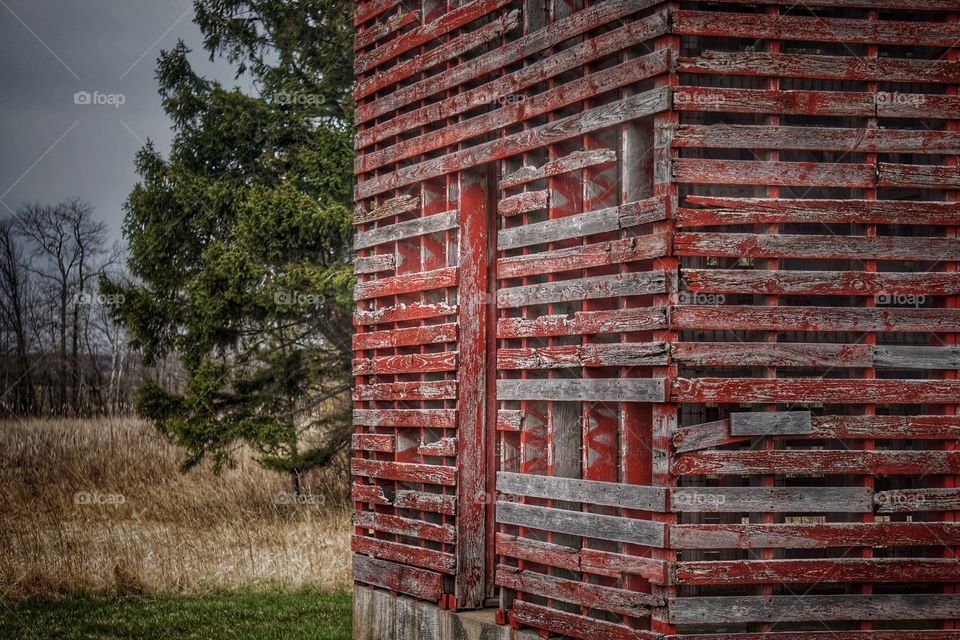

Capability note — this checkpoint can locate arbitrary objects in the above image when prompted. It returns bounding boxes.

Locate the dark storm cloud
[0,0,246,241]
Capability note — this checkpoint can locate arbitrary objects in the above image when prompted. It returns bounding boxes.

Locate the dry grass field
[0,417,352,600]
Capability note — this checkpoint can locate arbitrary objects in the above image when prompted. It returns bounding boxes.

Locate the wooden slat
[677,51,960,84]
[497,378,667,403]
[352,324,457,350]
[580,548,669,584]
[354,0,400,27]
[356,87,670,198]
[497,472,666,510]
[672,342,873,369]
[673,10,960,47]
[875,488,960,513]
[668,594,960,624]
[352,554,442,602]
[729,411,812,436]
[353,408,456,429]
[354,267,457,301]
[673,377,960,405]
[353,381,457,402]
[674,232,960,262]
[496,501,665,547]
[496,566,660,618]
[352,351,457,376]
[879,162,960,189]
[497,342,668,370]
[351,483,457,515]
[498,232,670,279]
[673,159,875,188]
[498,190,548,218]
[352,510,455,543]
[496,409,524,432]
[511,600,659,640]
[673,450,960,476]
[500,148,617,189]
[874,345,960,370]
[498,307,669,338]
[353,10,418,51]
[682,269,960,296]
[497,195,668,251]
[671,305,960,334]
[354,210,458,251]
[417,437,457,457]
[351,536,456,574]
[674,87,875,117]
[350,459,456,485]
[677,197,960,227]
[675,558,960,585]
[353,301,457,326]
[353,253,396,275]
[351,434,394,452]
[670,522,960,549]
[498,271,666,309]
[670,486,872,513]
[354,195,419,225]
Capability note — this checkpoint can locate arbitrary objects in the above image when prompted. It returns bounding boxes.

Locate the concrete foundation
[352,586,537,640]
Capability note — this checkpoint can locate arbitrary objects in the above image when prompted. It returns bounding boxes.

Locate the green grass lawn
[0,589,351,640]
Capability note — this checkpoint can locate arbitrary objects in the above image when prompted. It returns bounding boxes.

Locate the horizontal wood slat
[497,378,668,402]
[670,487,872,513]
[670,522,960,549]
[496,501,666,547]
[497,472,666,510]
[352,555,442,602]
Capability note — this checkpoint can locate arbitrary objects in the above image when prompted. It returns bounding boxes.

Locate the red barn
[351,0,960,637]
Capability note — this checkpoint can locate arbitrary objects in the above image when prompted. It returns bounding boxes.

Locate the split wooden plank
[498,271,665,309]
[879,162,960,189]
[353,408,456,429]
[671,342,873,369]
[497,501,665,546]
[670,522,960,549]
[354,267,457,301]
[495,409,524,432]
[352,555,442,602]
[730,411,812,436]
[673,377,960,405]
[353,301,457,326]
[351,483,457,515]
[358,50,670,173]
[352,351,457,376]
[357,8,668,147]
[677,51,960,84]
[671,419,739,454]
[354,195,419,226]
[677,196,960,227]
[497,196,668,251]
[354,0,511,74]
[351,459,457,486]
[673,450,960,476]
[674,87,875,117]
[496,566,660,618]
[675,558,960,586]
[356,0,663,123]
[674,232,960,262]
[497,190,548,218]
[354,210,458,251]
[353,253,396,275]
[417,437,456,457]
[497,471,666,510]
[498,233,670,279]
[352,510,455,543]
[673,159,875,188]
[498,307,669,338]
[356,87,670,199]
[352,535,456,574]
[668,594,960,624]
[351,434,394,452]
[673,10,960,47]
[500,148,617,189]
[497,378,667,403]
[351,323,457,350]
[682,269,960,296]
[510,600,660,640]
[352,380,457,402]
[875,488,960,513]
[670,305,960,334]
[670,486,871,513]
[497,342,669,370]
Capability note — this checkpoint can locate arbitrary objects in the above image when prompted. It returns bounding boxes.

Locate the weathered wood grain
[677,197,960,227]
[879,162,960,189]
[353,253,396,275]
[682,269,960,296]
[352,381,457,402]
[353,10,418,51]
[674,87,875,117]
[729,411,813,436]
[353,301,457,326]
[676,558,960,585]
[671,342,873,369]
[352,351,457,376]
[498,307,669,338]
[354,195,419,225]
[496,501,665,547]
[352,535,456,574]
[498,271,665,309]
[497,378,667,402]
[495,409,524,432]
[353,408,456,429]
[671,305,960,334]
[351,555,442,602]
[670,522,960,549]
[351,483,457,515]
[354,267,457,301]
[354,210,458,250]
[497,195,668,251]
[497,471,666,510]
[351,434,394,452]
[352,323,457,350]
[500,148,617,189]
[498,233,670,279]
[351,459,456,485]
[673,450,960,476]
[674,159,875,188]
[352,510,456,543]
[673,377,960,405]
[497,190,548,218]
[875,488,960,513]
[417,437,457,457]
[497,342,668,370]
[670,486,871,513]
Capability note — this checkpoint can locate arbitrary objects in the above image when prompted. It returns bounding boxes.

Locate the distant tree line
[0,200,181,418]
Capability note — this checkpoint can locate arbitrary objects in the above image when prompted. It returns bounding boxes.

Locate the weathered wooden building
[351,0,960,637]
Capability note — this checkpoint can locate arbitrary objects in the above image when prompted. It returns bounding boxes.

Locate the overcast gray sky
[0,0,245,242]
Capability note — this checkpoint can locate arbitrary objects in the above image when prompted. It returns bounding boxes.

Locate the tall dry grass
[0,417,352,599]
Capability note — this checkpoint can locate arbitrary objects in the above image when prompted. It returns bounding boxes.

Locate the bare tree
[0,218,36,415]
